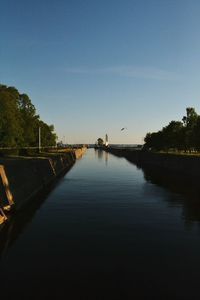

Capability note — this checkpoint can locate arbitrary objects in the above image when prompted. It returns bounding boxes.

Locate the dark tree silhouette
[0,84,56,148]
[144,107,200,152]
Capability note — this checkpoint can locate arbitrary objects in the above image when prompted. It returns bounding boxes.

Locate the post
[39,126,41,152]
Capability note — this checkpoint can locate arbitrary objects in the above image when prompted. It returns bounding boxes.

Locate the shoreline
[106,147,200,180]
[0,147,87,225]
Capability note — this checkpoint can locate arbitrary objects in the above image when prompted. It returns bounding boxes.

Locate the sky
[1,0,200,144]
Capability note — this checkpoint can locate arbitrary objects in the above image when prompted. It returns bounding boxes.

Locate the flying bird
[121,127,127,131]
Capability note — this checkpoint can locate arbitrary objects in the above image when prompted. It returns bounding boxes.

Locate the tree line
[0,84,56,148]
[144,107,200,152]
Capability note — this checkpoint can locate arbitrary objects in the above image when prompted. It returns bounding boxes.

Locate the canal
[1,149,200,299]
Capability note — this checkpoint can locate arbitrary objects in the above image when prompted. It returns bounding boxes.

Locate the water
[1,149,200,299]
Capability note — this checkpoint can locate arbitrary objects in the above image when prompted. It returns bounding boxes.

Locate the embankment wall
[107,148,200,179]
[0,147,87,211]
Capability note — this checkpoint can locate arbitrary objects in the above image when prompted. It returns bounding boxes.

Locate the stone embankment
[0,147,87,224]
[107,148,200,179]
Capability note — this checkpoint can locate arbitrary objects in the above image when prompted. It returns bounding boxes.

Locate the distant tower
[105,134,109,147]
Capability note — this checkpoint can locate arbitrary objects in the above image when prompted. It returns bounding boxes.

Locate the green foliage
[97,138,104,146]
[0,85,23,147]
[38,121,57,147]
[144,107,200,152]
[0,84,56,148]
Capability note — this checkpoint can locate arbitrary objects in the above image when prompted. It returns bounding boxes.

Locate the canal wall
[0,147,87,222]
[107,148,200,180]
[74,147,87,159]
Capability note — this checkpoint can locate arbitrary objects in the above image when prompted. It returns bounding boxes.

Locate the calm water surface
[1,149,200,299]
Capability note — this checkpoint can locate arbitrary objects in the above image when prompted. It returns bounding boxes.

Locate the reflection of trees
[128,159,200,226]
[108,149,200,225]
[96,149,103,160]
[104,151,108,166]
[94,149,109,165]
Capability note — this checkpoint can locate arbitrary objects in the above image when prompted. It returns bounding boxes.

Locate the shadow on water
[0,195,44,259]
[0,164,74,259]
[126,157,200,225]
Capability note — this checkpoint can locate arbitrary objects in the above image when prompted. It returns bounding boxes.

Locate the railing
[0,165,14,225]
[0,145,88,156]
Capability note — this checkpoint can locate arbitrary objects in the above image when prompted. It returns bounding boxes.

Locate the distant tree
[97,138,104,146]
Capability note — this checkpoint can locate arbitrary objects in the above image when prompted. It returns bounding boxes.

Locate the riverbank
[0,147,87,224]
[2,149,200,299]
[107,147,200,180]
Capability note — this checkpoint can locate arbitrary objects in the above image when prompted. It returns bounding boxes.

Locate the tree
[192,116,200,151]
[144,108,200,152]
[182,107,198,151]
[161,121,184,150]
[0,84,57,148]
[97,138,104,146]
[182,107,198,127]
[17,93,39,146]
[37,121,57,147]
[0,85,23,147]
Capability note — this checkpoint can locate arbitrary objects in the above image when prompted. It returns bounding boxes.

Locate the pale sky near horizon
[1,0,200,144]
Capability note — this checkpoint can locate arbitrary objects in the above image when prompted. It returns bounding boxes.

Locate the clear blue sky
[1,0,200,144]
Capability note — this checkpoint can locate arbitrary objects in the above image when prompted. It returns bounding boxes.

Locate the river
[0,149,200,300]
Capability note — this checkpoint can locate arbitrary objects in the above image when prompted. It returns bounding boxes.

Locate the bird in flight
[121,127,127,131]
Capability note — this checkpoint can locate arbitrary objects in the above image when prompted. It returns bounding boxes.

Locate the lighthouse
[105,134,109,147]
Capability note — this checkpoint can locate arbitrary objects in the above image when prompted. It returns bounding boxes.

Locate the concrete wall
[0,147,87,214]
[74,147,87,159]
[107,148,200,179]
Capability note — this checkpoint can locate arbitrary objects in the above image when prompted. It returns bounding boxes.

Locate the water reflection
[126,158,200,225]
[94,148,108,165]
[1,150,200,299]
[0,191,50,259]
[105,151,108,166]
[0,166,74,259]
